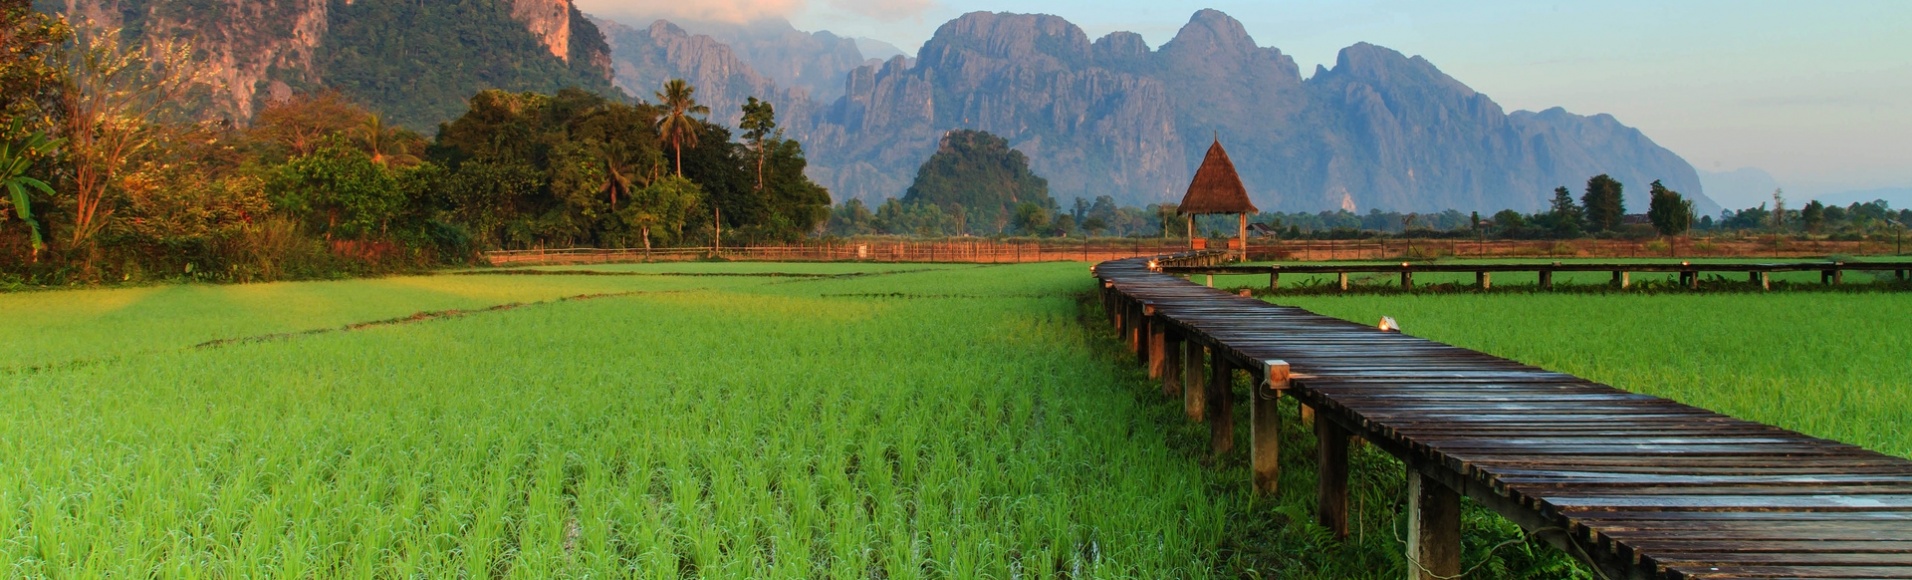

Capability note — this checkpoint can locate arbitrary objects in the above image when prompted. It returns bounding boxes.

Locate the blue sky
[582,0,1912,203]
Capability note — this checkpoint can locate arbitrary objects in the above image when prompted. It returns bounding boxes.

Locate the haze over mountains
[49,1,1718,214]
[612,9,1716,214]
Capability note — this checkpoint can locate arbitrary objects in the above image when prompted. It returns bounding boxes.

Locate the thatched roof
[1178,140,1258,215]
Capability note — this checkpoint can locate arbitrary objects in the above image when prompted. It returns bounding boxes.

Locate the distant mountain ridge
[608,10,1717,214]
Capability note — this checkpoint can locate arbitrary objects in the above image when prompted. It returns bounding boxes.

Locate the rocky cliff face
[64,0,331,121]
[55,0,612,126]
[508,0,572,62]
[596,19,813,129]
[785,10,1714,212]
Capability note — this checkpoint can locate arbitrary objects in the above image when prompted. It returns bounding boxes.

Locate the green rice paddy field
[2,261,1905,578]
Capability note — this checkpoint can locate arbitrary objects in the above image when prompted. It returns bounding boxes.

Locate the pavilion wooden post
[1162,328,1184,397]
[1187,216,1196,250]
[1316,416,1351,540]
[1207,348,1235,456]
[1251,360,1289,495]
[1269,269,1280,290]
[1185,341,1206,421]
[1407,469,1462,580]
[1476,271,1491,290]
[1238,213,1249,263]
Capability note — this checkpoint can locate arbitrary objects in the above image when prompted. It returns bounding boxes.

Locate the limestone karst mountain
[614,9,1715,213]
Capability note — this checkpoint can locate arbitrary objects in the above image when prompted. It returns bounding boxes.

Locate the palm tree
[654,79,709,177]
[1,123,63,262]
[599,146,634,211]
[354,114,418,168]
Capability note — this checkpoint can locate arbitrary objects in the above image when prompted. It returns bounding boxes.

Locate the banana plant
[1,121,64,259]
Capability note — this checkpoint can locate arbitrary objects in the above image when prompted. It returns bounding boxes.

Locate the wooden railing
[1161,260,1912,291]
[486,242,1199,266]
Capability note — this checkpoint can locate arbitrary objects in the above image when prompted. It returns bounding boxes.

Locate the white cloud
[827,0,936,22]
[574,0,806,24]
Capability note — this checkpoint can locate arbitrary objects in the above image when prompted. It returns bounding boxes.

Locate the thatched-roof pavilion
[1178,139,1259,259]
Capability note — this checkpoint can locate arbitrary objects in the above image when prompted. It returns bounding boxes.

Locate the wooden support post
[1102,281,1116,324]
[1475,271,1490,290]
[1337,272,1349,292]
[1539,270,1554,290]
[1205,274,1214,287]
[1685,270,1699,290]
[1252,361,1289,495]
[1207,349,1234,456]
[1144,304,1164,377]
[1270,271,1280,290]
[1833,268,1844,285]
[1760,271,1771,291]
[1184,341,1206,422]
[1163,329,1184,397]
[1127,301,1143,357]
[1400,270,1413,290]
[1407,469,1462,580]
[1315,418,1350,540]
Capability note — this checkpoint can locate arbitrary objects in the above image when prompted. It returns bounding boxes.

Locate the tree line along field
[4,261,1901,577]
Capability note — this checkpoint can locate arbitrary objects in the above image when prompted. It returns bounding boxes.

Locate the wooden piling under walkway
[1099,251,1912,580]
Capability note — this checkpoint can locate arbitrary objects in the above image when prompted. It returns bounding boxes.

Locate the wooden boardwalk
[1095,252,1912,580]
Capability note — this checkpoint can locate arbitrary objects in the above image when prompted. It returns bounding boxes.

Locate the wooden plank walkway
[1094,252,1912,580]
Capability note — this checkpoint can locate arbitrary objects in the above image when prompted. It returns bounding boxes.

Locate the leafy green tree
[0,0,69,135]
[252,91,372,158]
[620,174,702,250]
[1013,202,1052,235]
[1800,200,1826,234]
[267,142,403,240]
[655,79,709,177]
[0,124,62,259]
[754,138,831,241]
[1544,186,1583,238]
[826,198,878,236]
[1646,179,1694,237]
[740,97,776,192]
[1492,209,1525,233]
[60,22,204,255]
[1580,175,1625,232]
